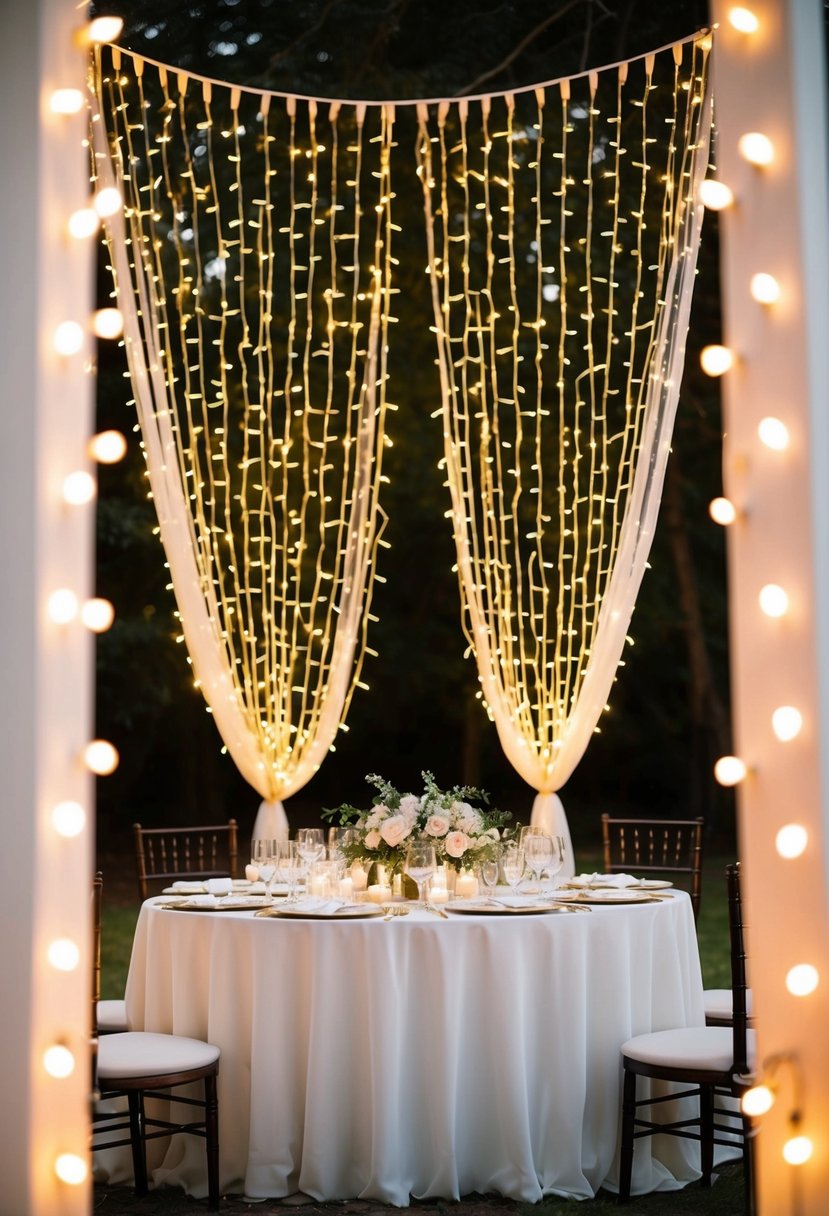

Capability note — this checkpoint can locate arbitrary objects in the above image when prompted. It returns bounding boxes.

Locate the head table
[99,889,706,1205]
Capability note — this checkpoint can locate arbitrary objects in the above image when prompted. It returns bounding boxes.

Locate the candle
[430,885,449,905]
[368,884,392,905]
[338,876,354,902]
[245,864,259,882]
[310,874,328,898]
[455,873,478,899]
[392,873,402,899]
[351,862,368,892]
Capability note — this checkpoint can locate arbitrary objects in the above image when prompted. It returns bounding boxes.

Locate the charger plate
[565,889,659,905]
[444,900,561,915]
[160,897,271,912]
[256,903,384,920]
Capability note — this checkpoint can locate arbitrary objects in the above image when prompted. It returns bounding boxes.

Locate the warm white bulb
[728,6,760,33]
[43,1045,76,1079]
[67,207,100,239]
[776,823,808,859]
[88,430,127,464]
[92,308,124,340]
[49,88,84,115]
[54,1153,88,1185]
[772,706,802,742]
[83,739,119,775]
[53,321,84,356]
[759,584,789,618]
[709,497,737,526]
[714,755,747,786]
[47,589,79,624]
[47,939,80,972]
[62,471,96,505]
[700,345,734,376]
[739,132,774,166]
[783,1136,814,1166]
[94,186,123,218]
[741,1084,774,1117]
[786,963,819,997]
[699,179,734,210]
[51,801,86,838]
[84,15,124,44]
[81,598,115,633]
[758,416,790,451]
[751,273,781,304]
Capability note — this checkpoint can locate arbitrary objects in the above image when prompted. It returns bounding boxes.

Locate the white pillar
[711,1,829,1209]
[0,1,94,1211]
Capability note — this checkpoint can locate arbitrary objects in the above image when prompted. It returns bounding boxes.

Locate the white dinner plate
[160,896,272,912]
[566,889,659,905]
[262,903,385,920]
[637,880,674,890]
[444,900,562,915]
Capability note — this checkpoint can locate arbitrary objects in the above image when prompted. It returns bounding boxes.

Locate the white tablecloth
[110,893,705,1204]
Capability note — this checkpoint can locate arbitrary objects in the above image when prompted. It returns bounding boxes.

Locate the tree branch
[453,0,587,97]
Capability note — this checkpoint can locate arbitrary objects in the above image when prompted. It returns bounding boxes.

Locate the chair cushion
[97,999,129,1033]
[703,988,754,1021]
[622,1026,756,1072]
[97,1031,219,1080]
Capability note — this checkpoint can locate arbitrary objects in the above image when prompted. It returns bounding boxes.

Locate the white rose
[379,816,411,848]
[445,830,471,859]
[364,830,382,850]
[425,814,450,838]
[485,828,500,841]
[399,794,421,820]
[366,803,391,830]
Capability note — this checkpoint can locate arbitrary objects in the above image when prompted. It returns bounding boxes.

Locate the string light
[738,132,774,166]
[81,15,124,45]
[43,1045,75,1079]
[772,706,802,741]
[62,471,96,505]
[776,824,808,859]
[709,497,737,526]
[83,739,119,775]
[81,598,115,633]
[714,755,747,786]
[728,7,760,34]
[54,1153,88,1185]
[700,179,734,210]
[50,88,85,115]
[93,186,123,218]
[700,344,734,376]
[92,307,124,339]
[750,272,781,304]
[88,430,127,463]
[758,583,789,617]
[742,1084,775,1116]
[783,1136,814,1166]
[51,801,86,838]
[53,321,84,356]
[47,589,79,624]
[67,208,100,239]
[786,964,819,997]
[47,939,80,972]
[758,416,790,451]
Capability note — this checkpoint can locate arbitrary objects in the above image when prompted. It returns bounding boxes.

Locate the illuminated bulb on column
[93,186,123,218]
[49,88,85,115]
[67,208,100,239]
[47,589,79,624]
[709,497,737,526]
[699,179,734,210]
[88,430,127,463]
[714,755,747,786]
[783,1136,814,1166]
[751,273,781,304]
[92,308,124,339]
[62,471,96,505]
[51,801,86,838]
[81,598,115,633]
[47,939,80,972]
[758,416,790,450]
[759,584,789,617]
[43,1045,75,1078]
[83,739,119,775]
[700,345,734,376]
[741,1084,774,1117]
[786,963,819,996]
[54,1154,88,1185]
[772,706,802,741]
[53,321,84,356]
[82,15,124,44]
[728,7,760,34]
[738,132,774,166]
[776,824,808,859]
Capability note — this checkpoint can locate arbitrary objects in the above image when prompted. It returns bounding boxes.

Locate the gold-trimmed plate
[256,903,384,920]
[444,900,562,916]
[159,897,271,912]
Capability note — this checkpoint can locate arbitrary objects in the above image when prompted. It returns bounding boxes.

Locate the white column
[0,1,94,1211]
[711,1,829,1209]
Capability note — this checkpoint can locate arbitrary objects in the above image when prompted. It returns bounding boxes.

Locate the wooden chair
[92,874,221,1210]
[92,873,129,1033]
[617,863,755,1213]
[133,819,239,900]
[601,814,704,921]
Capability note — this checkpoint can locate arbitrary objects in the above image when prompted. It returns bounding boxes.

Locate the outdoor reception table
[112,890,705,1204]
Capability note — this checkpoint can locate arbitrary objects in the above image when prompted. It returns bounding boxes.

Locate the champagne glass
[405,841,437,907]
[523,832,554,892]
[275,840,300,903]
[502,842,526,894]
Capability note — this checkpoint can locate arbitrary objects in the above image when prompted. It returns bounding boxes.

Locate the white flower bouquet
[323,771,510,878]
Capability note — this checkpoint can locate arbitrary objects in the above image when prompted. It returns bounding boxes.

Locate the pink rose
[425,814,450,838]
[445,831,471,859]
[379,816,411,848]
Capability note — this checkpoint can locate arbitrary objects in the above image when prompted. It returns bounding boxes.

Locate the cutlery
[424,903,449,919]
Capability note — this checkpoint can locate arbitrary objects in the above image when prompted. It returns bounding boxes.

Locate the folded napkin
[291,898,344,915]
[186,894,218,907]
[171,881,207,894]
[570,872,639,888]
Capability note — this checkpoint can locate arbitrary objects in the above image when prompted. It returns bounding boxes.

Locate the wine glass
[546,835,566,893]
[502,842,526,894]
[405,840,437,907]
[252,838,278,903]
[296,828,325,866]
[477,847,501,902]
[523,832,554,892]
[275,840,300,902]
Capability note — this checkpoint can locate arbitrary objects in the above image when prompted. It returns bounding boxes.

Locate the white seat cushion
[98,1031,219,1081]
[622,1026,756,1073]
[703,988,754,1021]
[97,999,129,1033]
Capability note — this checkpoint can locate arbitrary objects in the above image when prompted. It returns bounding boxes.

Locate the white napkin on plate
[171,881,207,893]
[570,872,639,888]
[291,898,344,915]
[186,894,218,907]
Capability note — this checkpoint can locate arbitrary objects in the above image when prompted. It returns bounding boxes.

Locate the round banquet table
[103,891,706,1205]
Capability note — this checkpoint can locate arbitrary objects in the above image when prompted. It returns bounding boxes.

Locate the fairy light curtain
[417,33,712,858]
[92,46,395,836]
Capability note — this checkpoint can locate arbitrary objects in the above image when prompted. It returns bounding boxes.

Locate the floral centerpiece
[322,771,511,881]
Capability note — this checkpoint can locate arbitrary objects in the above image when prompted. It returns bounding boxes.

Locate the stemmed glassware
[405,840,437,907]
[522,831,554,892]
[252,838,279,903]
[296,828,325,866]
[477,847,501,902]
[275,840,300,902]
[501,842,526,894]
